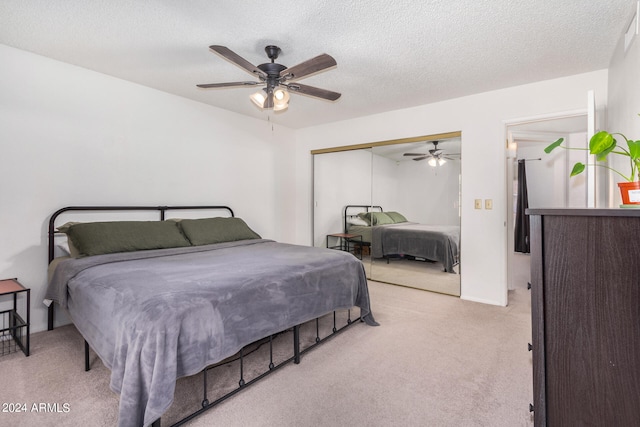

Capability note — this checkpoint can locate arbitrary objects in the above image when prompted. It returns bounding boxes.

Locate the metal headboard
[47,205,234,330]
[343,205,383,233]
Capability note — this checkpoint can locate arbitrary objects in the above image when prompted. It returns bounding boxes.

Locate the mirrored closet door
[312,132,461,296]
[370,139,461,296]
[313,148,373,277]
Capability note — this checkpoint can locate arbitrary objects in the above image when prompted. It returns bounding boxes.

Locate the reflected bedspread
[371,223,459,272]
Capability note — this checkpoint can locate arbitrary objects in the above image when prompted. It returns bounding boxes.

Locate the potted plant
[544,117,640,205]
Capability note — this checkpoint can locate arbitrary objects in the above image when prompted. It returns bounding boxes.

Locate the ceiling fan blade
[209,45,267,79]
[287,83,341,101]
[403,153,426,157]
[280,53,337,81]
[196,81,261,89]
[412,156,429,161]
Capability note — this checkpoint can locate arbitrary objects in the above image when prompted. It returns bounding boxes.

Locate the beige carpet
[0,281,533,426]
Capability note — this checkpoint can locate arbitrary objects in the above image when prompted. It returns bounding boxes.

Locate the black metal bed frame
[343,205,382,258]
[47,205,363,427]
[47,205,234,330]
[164,310,359,427]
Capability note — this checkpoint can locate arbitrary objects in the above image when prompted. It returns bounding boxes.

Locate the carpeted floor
[0,281,534,427]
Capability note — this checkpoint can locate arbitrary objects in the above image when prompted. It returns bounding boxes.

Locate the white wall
[0,44,297,332]
[295,71,608,306]
[607,3,640,203]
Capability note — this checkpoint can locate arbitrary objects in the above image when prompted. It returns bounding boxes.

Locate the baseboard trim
[460,295,506,307]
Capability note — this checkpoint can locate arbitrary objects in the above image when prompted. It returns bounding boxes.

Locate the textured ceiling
[0,1,636,129]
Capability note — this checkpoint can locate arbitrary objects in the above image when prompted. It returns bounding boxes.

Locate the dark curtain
[514,160,530,253]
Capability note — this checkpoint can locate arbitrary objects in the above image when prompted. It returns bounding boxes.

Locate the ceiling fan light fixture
[274,87,289,102]
[249,87,289,111]
[438,158,446,166]
[273,88,290,111]
[428,157,437,167]
[249,90,267,108]
[273,102,289,112]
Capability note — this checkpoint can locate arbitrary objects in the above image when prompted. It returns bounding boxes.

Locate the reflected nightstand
[326,233,363,260]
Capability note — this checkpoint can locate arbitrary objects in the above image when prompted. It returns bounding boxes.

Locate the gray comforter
[371,223,460,272]
[46,239,377,427]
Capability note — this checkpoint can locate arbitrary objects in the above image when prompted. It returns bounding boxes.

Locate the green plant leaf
[589,131,615,155]
[628,140,640,159]
[570,162,585,176]
[596,139,617,161]
[544,138,564,153]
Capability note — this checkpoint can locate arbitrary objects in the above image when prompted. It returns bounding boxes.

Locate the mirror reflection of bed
[312,133,461,297]
[346,205,460,295]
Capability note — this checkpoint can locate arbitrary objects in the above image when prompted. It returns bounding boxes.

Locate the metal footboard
[82,309,361,426]
[168,309,359,427]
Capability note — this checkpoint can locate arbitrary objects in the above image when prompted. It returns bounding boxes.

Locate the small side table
[0,278,30,357]
[326,233,363,260]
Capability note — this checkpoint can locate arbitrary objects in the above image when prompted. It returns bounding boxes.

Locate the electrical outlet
[474,199,482,209]
[485,199,493,210]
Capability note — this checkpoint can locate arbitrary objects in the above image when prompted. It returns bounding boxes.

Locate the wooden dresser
[527,208,640,426]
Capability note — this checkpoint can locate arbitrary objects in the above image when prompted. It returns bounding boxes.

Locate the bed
[344,205,460,273]
[45,205,377,427]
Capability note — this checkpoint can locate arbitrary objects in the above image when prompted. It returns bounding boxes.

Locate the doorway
[505,113,589,291]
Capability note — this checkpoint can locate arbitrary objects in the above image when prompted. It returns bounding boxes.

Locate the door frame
[503,109,589,292]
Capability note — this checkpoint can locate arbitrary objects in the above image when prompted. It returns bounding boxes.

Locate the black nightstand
[0,278,30,357]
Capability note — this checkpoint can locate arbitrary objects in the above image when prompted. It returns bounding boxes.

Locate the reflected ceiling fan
[197,45,341,112]
[403,141,460,166]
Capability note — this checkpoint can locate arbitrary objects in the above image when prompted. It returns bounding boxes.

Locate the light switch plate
[475,199,482,209]
[485,199,493,210]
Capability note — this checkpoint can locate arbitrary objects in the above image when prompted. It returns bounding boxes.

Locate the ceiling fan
[197,45,341,111]
[403,141,460,166]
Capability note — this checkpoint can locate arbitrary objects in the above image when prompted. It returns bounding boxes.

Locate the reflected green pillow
[386,211,408,223]
[358,211,394,225]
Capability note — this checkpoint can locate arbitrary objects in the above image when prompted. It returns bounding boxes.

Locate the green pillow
[357,212,371,225]
[66,221,191,257]
[372,212,395,225]
[358,211,394,226]
[178,217,261,246]
[386,211,408,223]
[57,222,82,257]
